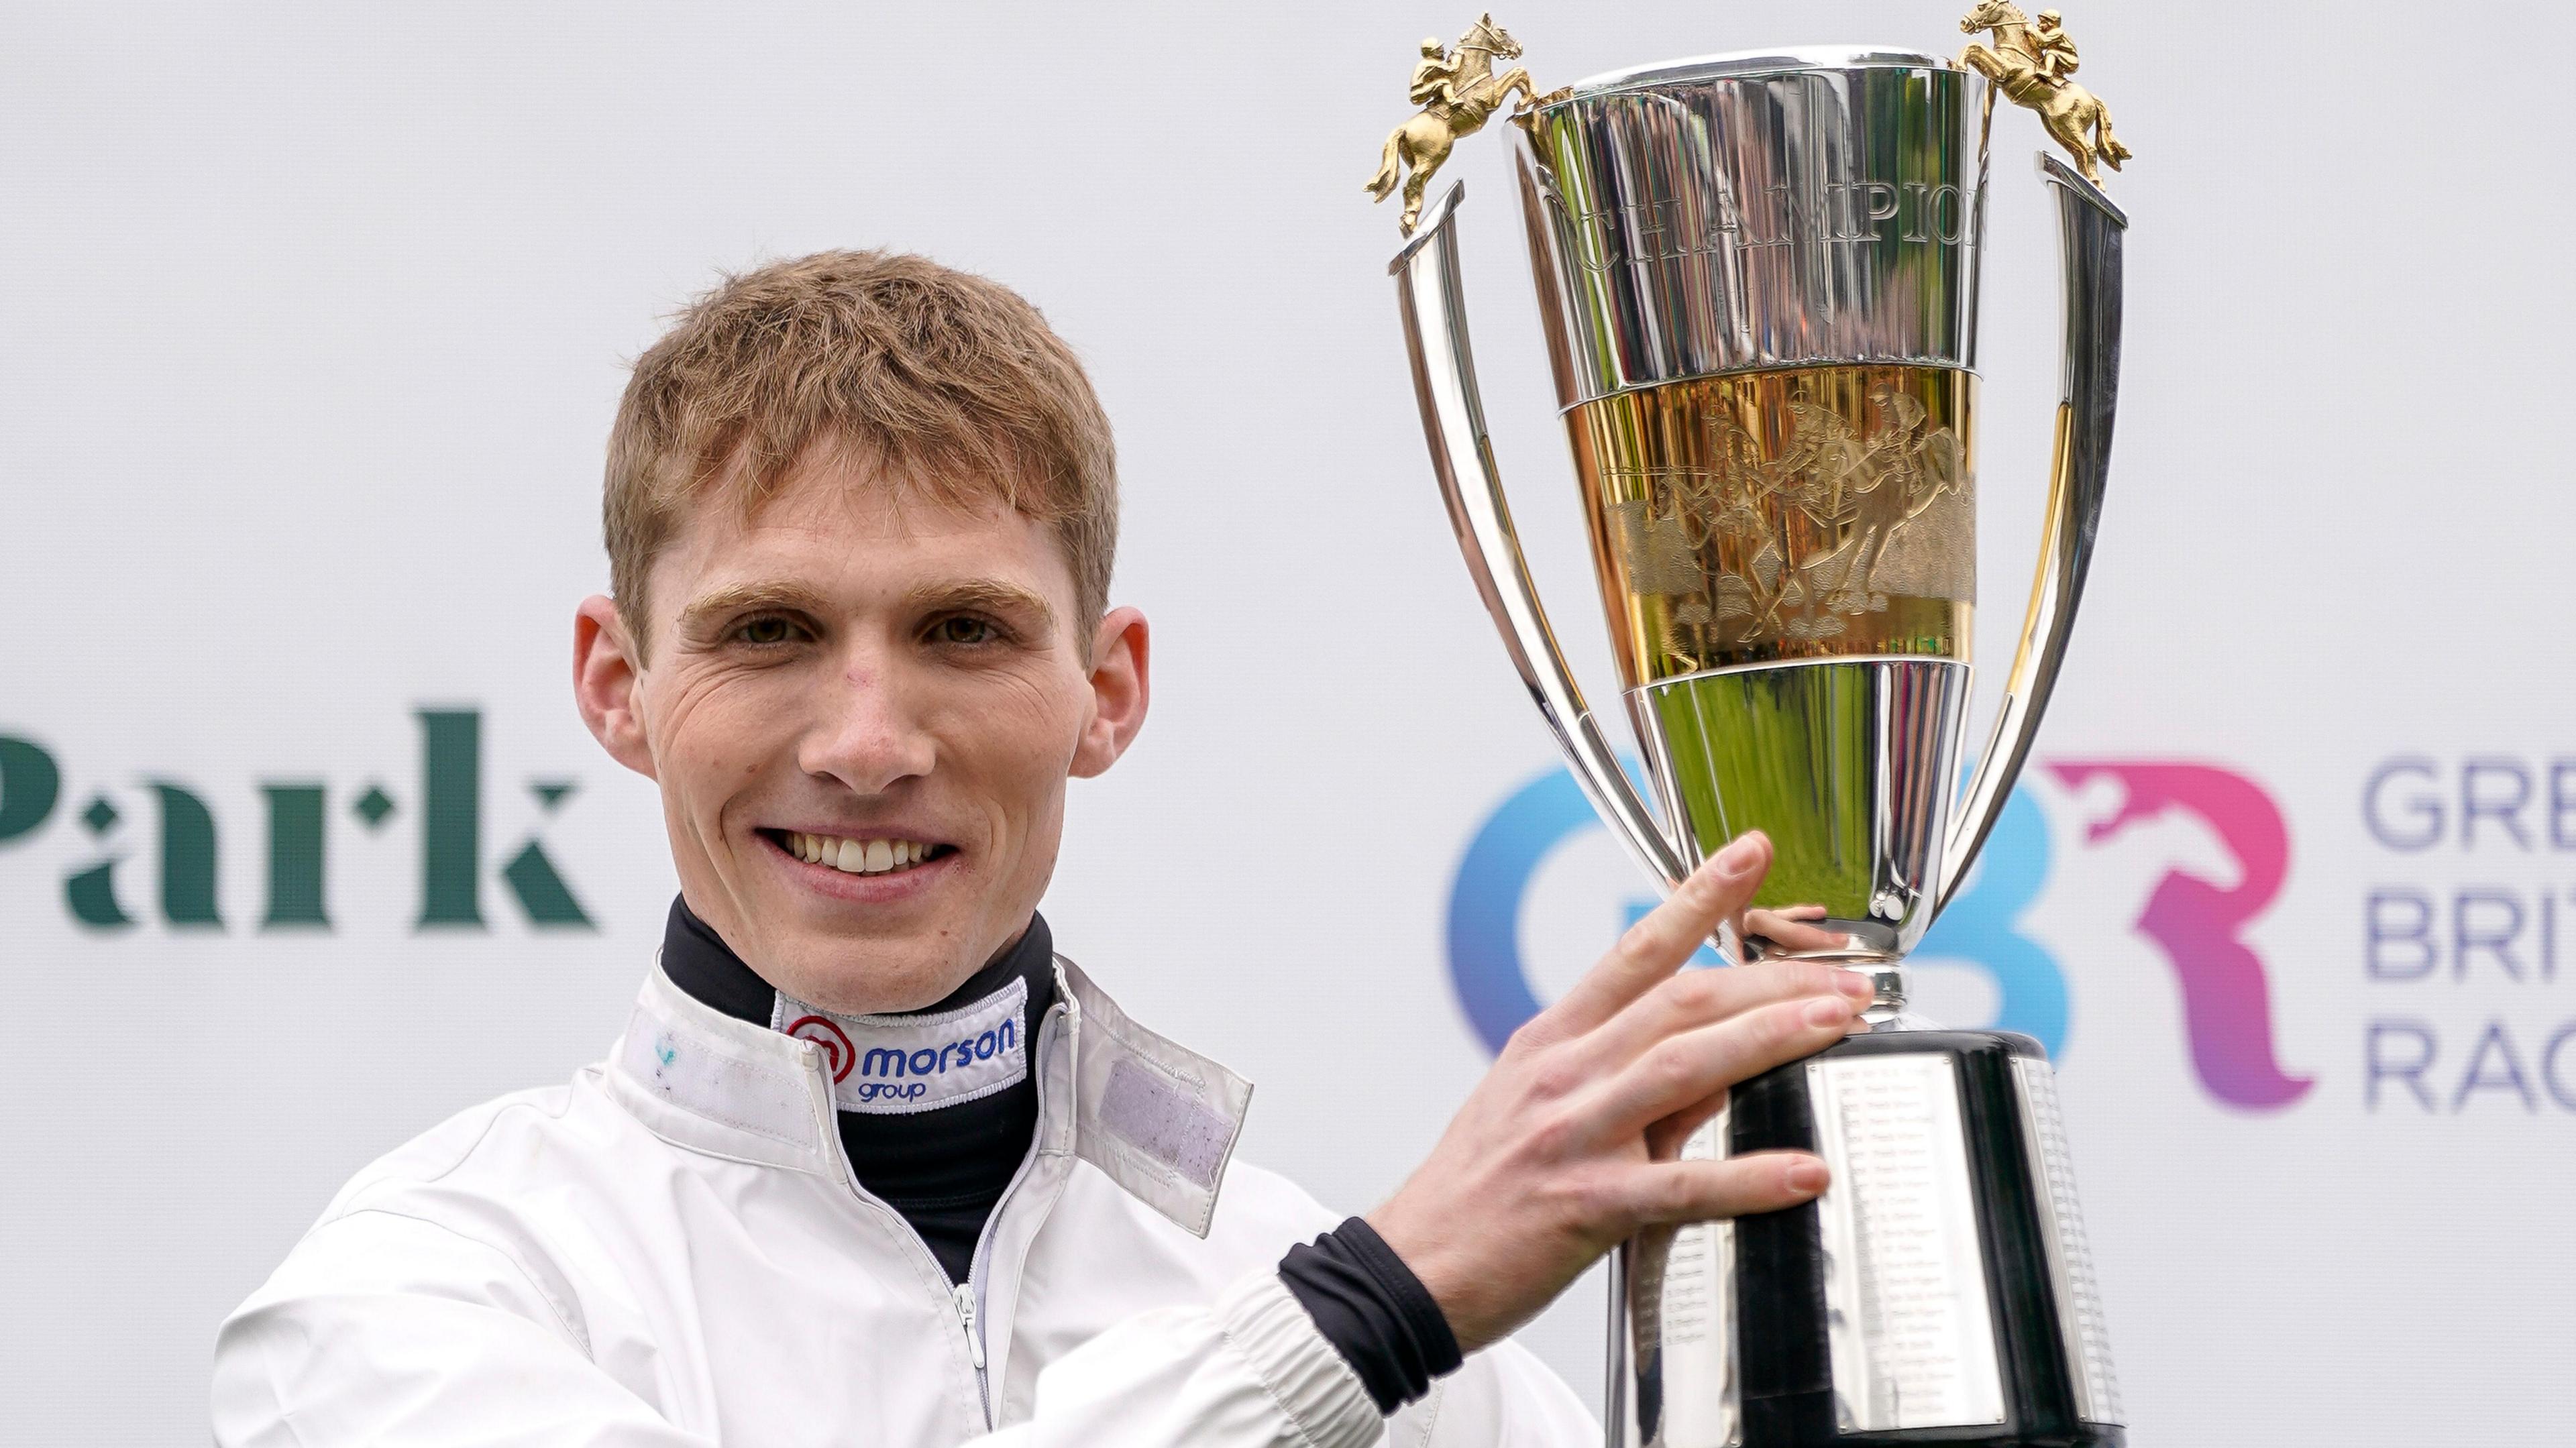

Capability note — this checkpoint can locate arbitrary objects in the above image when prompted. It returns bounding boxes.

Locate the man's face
[576,447,1146,1015]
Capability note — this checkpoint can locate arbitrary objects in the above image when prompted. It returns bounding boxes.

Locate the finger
[1588,957,1870,1066]
[1644,1089,1727,1162]
[1737,905,1852,957]
[1621,1150,1831,1228]
[1591,993,1868,1131]
[1542,832,1772,1038]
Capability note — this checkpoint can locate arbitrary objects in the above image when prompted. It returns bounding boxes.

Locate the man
[211,251,1869,1445]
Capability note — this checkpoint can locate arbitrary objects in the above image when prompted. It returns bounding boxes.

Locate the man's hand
[1366,831,1870,1352]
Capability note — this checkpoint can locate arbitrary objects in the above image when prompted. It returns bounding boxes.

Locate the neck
[661,901,1045,1023]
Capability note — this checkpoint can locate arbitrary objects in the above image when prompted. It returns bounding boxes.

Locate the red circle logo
[786,1015,855,1082]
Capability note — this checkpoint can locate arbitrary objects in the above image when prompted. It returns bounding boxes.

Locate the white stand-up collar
[608,953,1253,1237]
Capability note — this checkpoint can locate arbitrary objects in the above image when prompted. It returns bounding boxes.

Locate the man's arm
[215,1212,712,1447]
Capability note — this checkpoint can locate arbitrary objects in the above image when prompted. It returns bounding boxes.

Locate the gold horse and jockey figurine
[1957,1,2132,182]
[1364,14,1567,234]
[1366,8,2133,234]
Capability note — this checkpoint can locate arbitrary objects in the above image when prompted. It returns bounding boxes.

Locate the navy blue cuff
[1277,1217,1464,1412]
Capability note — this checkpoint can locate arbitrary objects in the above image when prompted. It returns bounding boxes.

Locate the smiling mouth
[763,830,953,878]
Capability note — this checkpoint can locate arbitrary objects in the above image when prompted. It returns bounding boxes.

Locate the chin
[771,932,980,1015]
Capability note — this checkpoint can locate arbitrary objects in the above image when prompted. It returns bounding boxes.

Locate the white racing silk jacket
[213,958,1597,1447]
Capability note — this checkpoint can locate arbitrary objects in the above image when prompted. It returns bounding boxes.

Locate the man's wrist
[1277,1217,1464,1413]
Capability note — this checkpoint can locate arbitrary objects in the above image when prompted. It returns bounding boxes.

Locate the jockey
[1409,38,1464,111]
[2032,9,2081,85]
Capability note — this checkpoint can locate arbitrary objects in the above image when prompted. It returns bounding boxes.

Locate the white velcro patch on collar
[771,976,1029,1115]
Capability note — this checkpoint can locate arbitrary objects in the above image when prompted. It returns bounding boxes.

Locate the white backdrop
[4,3,2571,1443]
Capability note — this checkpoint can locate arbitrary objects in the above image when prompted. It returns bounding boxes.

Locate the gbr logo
[1444,759,2310,1111]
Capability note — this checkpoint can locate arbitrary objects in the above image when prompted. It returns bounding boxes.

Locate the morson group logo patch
[776,975,1029,1114]
[1445,759,2312,1112]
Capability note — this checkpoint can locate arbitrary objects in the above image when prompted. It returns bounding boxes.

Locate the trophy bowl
[1379,31,2129,1448]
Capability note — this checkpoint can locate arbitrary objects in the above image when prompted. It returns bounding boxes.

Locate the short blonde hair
[604,249,1118,656]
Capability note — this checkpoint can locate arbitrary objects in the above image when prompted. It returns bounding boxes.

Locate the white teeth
[788,832,938,877]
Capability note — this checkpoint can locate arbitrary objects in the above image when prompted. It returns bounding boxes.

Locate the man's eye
[737,616,800,646]
[933,616,1000,646]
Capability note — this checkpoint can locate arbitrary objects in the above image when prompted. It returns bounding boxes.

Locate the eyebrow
[674,581,836,639]
[907,577,1058,632]
[673,577,1059,638]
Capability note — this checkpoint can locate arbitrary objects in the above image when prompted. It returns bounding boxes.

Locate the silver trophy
[1375,25,2128,1448]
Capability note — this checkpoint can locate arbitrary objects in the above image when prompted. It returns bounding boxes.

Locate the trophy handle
[1936,153,2129,915]
[1391,180,1693,891]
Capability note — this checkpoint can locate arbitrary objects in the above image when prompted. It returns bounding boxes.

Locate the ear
[574,594,658,781]
[1071,606,1150,779]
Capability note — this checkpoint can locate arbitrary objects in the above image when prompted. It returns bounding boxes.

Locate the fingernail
[1713,832,1764,878]
[1786,1159,1829,1194]
[1835,972,1876,999]
[1803,996,1854,1027]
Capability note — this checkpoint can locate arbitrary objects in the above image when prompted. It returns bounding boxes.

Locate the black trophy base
[1728,1029,2124,1448]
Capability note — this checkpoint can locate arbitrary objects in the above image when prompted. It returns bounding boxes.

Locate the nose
[797,646,937,797]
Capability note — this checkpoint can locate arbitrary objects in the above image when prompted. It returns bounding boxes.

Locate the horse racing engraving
[1364,15,1564,234]
[1958,2,2132,182]
[1572,370,1976,680]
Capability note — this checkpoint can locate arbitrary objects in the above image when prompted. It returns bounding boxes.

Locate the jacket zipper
[951,1282,985,1372]
[809,997,1069,1432]
[955,1000,1067,1426]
